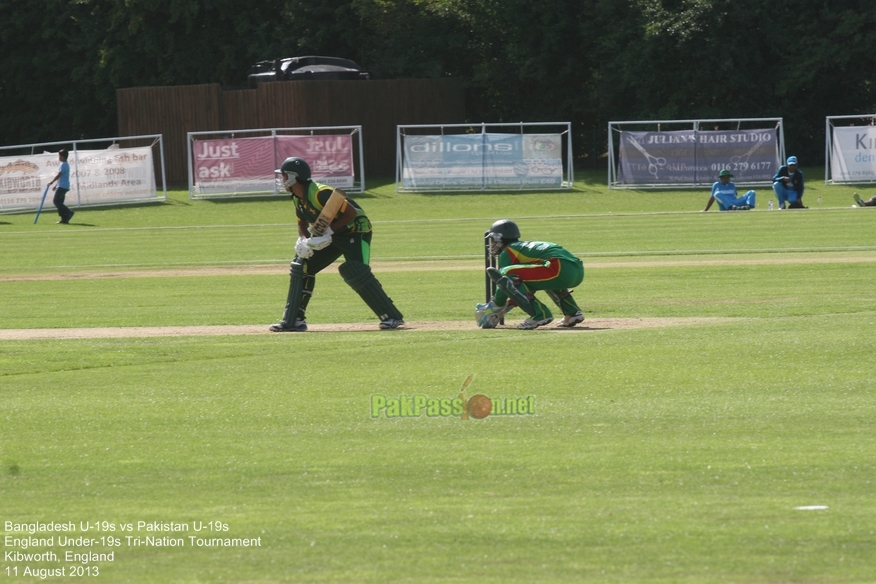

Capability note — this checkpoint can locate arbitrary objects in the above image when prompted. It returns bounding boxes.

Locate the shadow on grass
[198,189,383,205]
[382,168,615,197]
[68,200,173,213]
[204,194,290,204]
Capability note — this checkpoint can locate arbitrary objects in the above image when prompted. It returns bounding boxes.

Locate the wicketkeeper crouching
[270,157,404,332]
[476,219,585,330]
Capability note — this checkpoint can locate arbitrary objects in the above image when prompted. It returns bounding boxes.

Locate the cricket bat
[310,189,347,236]
[33,184,50,224]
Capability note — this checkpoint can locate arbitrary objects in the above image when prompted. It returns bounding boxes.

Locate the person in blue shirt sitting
[772,155,806,209]
[702,169,756,211]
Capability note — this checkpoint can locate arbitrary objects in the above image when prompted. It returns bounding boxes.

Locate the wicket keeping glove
[475,301,510,329]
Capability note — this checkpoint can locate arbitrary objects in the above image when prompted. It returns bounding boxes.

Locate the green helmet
[489,219,520,240]
[275,157,311,191]
[487,219,520,255]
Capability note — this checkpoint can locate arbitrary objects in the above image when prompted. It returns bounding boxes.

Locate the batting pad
[339,261,404,321]
[278,260,306,325]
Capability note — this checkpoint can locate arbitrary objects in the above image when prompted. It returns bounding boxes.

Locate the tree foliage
[2,0,875,166]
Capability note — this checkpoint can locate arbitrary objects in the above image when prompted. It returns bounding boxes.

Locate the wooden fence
[117,79,465,184]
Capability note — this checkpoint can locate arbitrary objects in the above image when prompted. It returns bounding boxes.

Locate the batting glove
[294,236,313,259]
[305,226,333,251]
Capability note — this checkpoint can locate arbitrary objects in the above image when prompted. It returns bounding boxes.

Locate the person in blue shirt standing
[47,149,74,224]
[702,169,756,211]
[772,155,805,209]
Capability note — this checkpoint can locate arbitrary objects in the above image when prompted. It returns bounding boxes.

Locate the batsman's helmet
[275,157,312,191]
[487,219,520,256]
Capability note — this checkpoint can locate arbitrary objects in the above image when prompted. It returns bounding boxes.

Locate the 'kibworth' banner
[617,129,779,185]
[830,126,876,182]
[0,148,156,213]
[192,134,354,195]
[401,133,563,189]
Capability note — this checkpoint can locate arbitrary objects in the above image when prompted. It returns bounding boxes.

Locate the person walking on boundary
[46,149,74,224]
[772,155,806,209]
[702,169,756,211]
[476,219,585,330]
[269,156,404,332]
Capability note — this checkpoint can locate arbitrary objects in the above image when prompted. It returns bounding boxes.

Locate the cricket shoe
[557,311,585,328]
[379,318,405,330]
[854,193,866,207]
[517,316,553,330]
[269,318,307,332]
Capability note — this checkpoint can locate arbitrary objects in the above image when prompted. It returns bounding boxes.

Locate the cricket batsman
[269,157,404,332]
[476,219,585,330]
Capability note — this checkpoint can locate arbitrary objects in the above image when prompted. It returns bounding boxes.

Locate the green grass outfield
[2,170,875,582]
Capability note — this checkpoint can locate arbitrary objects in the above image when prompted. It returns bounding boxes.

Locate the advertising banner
[0,148,156,213]
[276,135,354,188]
[192,136,276,194]
[192,134,354,195]
[617,129,779,185]
[401,133,563,189]
[830,126,876,182]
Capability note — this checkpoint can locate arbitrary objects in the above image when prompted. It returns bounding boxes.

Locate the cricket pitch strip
[0,318,736,340]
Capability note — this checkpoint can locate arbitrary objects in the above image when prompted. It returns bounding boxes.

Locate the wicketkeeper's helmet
[487,219,520,256]
[275,157,312,191]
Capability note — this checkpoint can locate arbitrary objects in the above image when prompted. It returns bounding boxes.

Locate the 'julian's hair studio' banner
[617,129,780,185]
